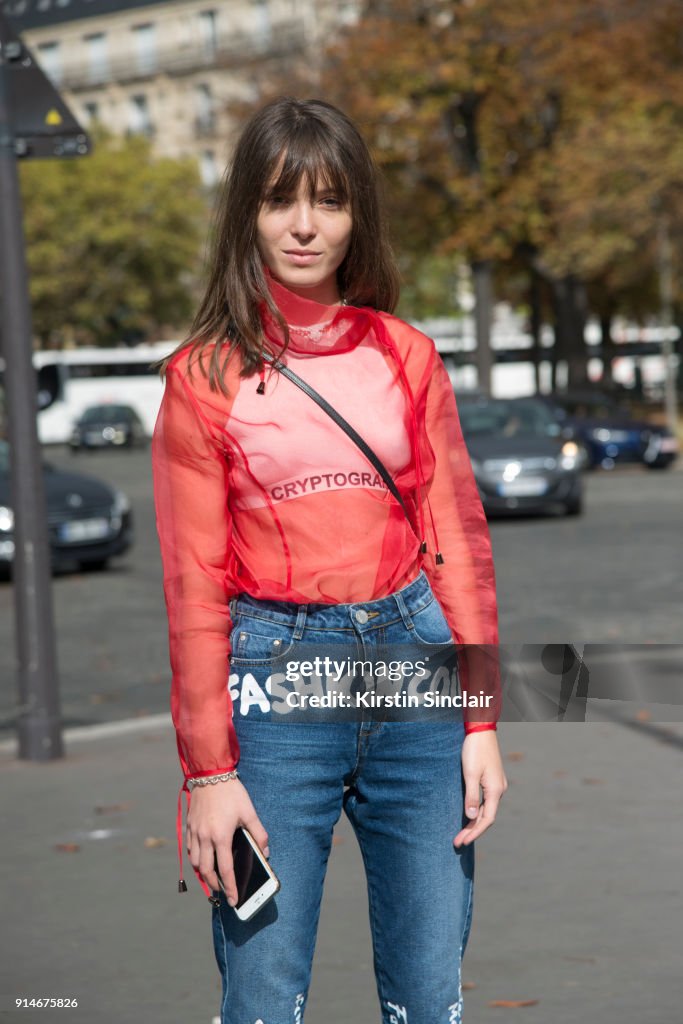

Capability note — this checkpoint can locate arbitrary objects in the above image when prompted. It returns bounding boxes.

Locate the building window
[128,94,154,137]
[195,83,215,135]
[84,32,109,84]
[133,23,157,75]
[338,2,358,25]
[199,150,220,187]
[37,41,62,86]
[250,0,272,46]
[83,101,99,124]
[198,10,217,59]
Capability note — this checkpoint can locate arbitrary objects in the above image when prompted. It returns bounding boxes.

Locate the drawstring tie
[371,313,445,565]
[176,778,214,902]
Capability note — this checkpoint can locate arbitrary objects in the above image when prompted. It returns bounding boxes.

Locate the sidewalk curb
[0,711,173,756]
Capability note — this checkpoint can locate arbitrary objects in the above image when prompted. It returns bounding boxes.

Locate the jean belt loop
[293,604,308,640]
[394,589,414,631]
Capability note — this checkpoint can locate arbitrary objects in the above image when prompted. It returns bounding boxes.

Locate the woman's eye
[320,196,342,208]
[267,195,290,207]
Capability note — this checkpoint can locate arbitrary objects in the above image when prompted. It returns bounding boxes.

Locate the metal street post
[657,214,679,438]
[0,33,62,759]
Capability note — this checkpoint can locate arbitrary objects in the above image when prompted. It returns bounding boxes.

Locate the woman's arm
[152,362,238,781]
[418,350,507,843]
[417,350,502,730]
[152,362,268,897]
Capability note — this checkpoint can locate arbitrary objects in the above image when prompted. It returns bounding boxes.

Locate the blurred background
[0,2,682,1023]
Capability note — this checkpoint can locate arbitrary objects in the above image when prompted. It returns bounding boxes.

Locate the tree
[18,125,209,347]
[255,0,683,389]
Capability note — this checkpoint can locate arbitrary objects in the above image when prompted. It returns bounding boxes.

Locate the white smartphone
[214,827,280,921]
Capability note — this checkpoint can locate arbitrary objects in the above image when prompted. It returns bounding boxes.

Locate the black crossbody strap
[262,354,411,523]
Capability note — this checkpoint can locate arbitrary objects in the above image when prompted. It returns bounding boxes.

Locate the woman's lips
[283,250,322,266]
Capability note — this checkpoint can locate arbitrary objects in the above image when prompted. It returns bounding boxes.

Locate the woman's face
[256,172,353,306]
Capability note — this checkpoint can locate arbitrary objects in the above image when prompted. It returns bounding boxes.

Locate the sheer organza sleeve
[152,362,239,780]
[418,352,501,729]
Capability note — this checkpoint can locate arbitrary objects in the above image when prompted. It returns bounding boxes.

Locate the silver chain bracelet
[186,769,240,791]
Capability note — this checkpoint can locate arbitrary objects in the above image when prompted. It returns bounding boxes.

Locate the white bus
[0,342,179,444]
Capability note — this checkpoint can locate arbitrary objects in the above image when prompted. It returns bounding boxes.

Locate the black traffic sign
[0,11,90,159]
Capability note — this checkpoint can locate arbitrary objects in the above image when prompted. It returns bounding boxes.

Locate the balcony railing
[57,19,308,90]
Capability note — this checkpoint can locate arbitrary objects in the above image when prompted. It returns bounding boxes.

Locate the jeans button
[355,609,369,624]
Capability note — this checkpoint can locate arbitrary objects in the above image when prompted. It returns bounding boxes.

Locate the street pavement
[1,712,682,1024]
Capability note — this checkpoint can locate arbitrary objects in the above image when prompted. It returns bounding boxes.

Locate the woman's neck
[266,273,343,328]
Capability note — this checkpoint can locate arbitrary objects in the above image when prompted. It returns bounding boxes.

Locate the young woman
[152,97,506,1024]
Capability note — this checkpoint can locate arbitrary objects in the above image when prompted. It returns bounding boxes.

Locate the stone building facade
[4,0,359,185]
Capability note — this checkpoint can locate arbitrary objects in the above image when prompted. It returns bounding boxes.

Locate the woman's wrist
[464,722,497,735]
[186,769,240,791]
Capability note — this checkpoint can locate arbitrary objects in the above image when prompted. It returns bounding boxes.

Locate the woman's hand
[186,778,269,905]
[453,731,508,848]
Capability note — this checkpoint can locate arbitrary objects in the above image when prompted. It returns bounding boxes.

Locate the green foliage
[18,125,209,346]
[395,253,462,320]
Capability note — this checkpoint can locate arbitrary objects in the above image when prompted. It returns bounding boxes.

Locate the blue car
[536,391,679,470]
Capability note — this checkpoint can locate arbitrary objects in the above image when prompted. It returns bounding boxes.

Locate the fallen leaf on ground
[581,777,604,785]
[505,752,525,762]
[552,770,567,778]
[95,802,131,815]
[488,999,539,1008]
[144,836,168,848]
[332,835,344,846]
[635,709,651,722]
[54,843,80,853]
[89,691,122,705]
[462,981,477,991]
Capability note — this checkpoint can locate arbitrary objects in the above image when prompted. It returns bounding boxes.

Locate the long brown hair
[155,97,400,394]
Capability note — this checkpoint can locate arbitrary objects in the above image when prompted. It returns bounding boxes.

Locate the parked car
[535,391,679,470]
[0,440,133,574]
[456,395,584,516]
[69,403,148,452]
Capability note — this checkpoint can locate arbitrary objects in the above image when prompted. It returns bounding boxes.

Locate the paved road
[1,448,681,730]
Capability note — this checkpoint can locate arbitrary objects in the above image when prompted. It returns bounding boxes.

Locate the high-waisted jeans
[211,570,475,1024]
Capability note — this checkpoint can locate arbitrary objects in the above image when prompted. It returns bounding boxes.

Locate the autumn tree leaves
[304,0,683,387]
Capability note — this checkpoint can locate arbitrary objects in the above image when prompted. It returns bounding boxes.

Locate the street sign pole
[657,214,679,439]
[0,49,63,760]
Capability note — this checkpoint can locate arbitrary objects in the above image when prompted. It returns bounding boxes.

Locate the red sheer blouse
[152,280,501,895]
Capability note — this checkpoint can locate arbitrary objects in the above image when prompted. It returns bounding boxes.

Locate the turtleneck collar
[266,271,344,329]
[260,267,371,356]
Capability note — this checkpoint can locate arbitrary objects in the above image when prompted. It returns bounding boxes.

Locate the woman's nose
[290,201,315,238]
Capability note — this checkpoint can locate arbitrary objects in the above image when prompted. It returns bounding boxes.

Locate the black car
[535,391,679,470]
[456,395,584,516]
[69,403,148,452]
[0,440,133,574]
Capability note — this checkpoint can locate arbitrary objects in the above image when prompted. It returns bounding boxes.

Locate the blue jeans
[211,571,474,1024]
